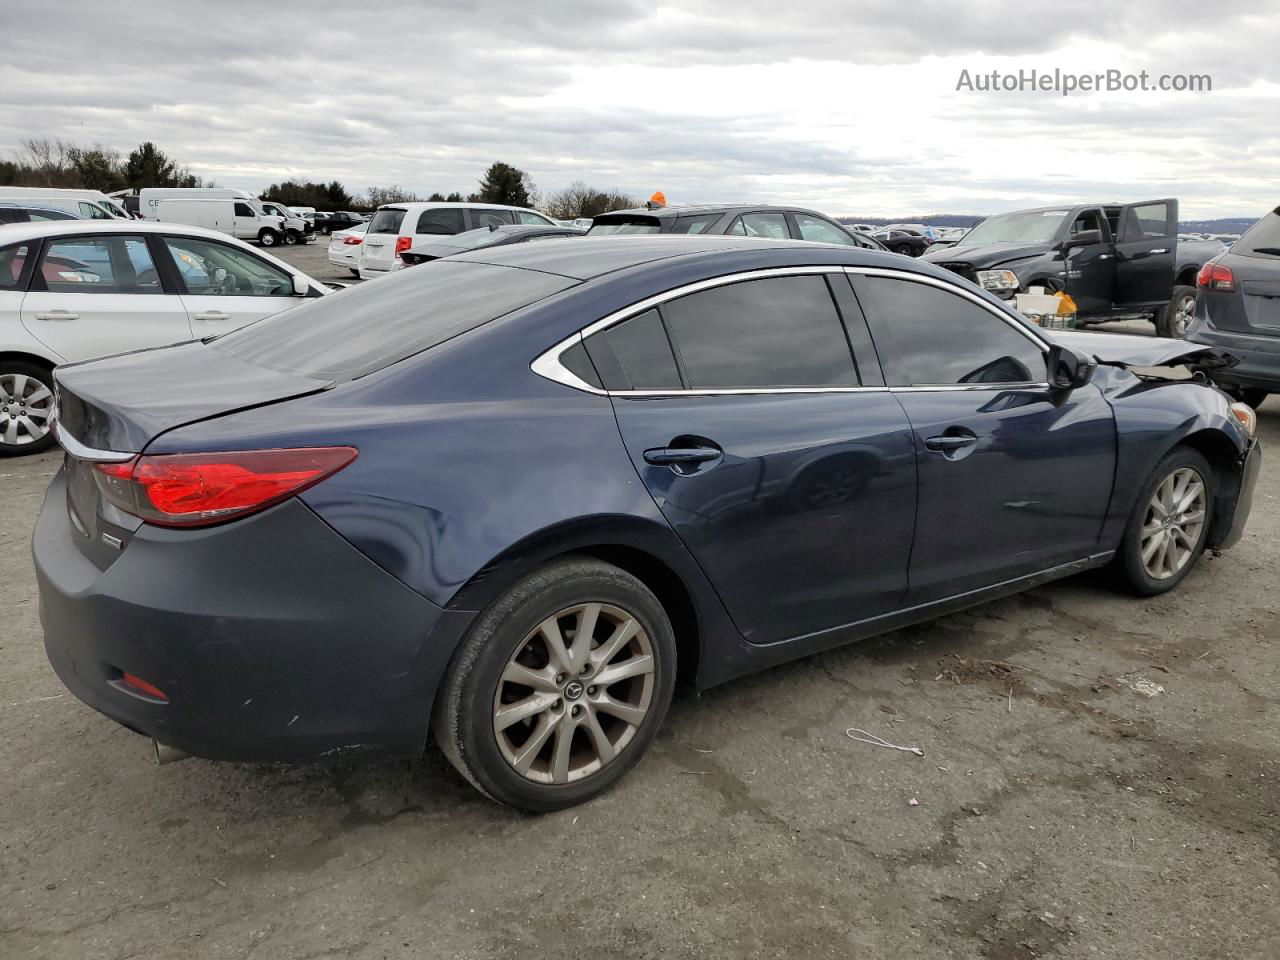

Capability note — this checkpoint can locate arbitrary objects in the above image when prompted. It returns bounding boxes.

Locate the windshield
[961,210,1068,246]
[211,259,576,380]
[368,208,407,234]
[588,215,662,235]
[1232,209,1280,259]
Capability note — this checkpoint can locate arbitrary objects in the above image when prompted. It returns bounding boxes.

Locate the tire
[257,229,278,247]
[321,226,332,236]
[283,230,299,246]
[1157,285,1197,339]
[433,557,677,812]
[348,268,360,279]
[0,361,57,456]
[1111,447,1215,596]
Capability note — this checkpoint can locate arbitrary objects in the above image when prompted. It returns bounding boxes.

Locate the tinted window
[368,208,407,234]
[162,236,294,297]
[39,237,161,294]
[212,260,575,380]
[1070,209,1106,239]
[585,309,681,390]
[795,214,855,245]
[857,277,1044,386]
[588,215,662,235]
[663,275,858,388]
[470,209,514,230]
[1233,210,1280,259]
[0,242,32,290]
[0,209,24,224]
[79,201,111,220]
[728,212,789,239]
[671,214,722,234]
[234,202,255,217]
[1125,202,1171,241]
[28,209,76,221]
[417,208,466,235]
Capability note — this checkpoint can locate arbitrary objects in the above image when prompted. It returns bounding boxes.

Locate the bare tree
[364,185,419,207]
[543,181,638,220]
[18,138,77,186]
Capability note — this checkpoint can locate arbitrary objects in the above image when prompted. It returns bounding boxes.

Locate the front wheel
[283,230,300,246]
[1111,447,1214,596]
[0,362,57,456]
[257,229,278,247]
[1157,285,1197,339]
[433,557,676,811]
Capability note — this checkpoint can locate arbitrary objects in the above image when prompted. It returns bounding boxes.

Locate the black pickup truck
[922,199,1224,337]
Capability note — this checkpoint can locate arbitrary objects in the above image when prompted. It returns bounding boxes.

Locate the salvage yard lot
[2,255,1277,958]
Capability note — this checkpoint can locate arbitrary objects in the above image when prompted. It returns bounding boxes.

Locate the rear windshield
[1232,209,1280,259]
[588,215,662,235]
[368,207,407,234]
[210,260,576,380]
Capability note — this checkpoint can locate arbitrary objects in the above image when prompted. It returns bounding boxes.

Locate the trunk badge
[101,533,123,550]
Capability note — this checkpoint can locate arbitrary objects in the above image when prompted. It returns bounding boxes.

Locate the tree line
[1,140,640,217]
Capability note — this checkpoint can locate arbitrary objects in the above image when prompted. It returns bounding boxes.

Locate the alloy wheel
[492,602,655,785]
[1172,294,1195,338]
[0,372,54,448]
[1140,466,1206,580]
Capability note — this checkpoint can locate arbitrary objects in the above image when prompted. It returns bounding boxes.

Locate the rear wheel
[1157,285,1197,338]
[0,361,56,456]
[257,229,278,247]
[434,557,676,811]
[348,268,360,279]
[1111,447,1214,595]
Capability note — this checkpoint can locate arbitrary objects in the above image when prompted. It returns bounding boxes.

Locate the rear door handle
[643,446,722,466]
[193,310,232,321]
[34,310,78,321]
[924,435,978,452]
[1149,248,1169,255]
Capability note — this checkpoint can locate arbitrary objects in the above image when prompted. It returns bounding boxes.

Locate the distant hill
[837,214,1262,234]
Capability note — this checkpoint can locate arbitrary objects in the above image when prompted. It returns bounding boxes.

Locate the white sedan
[327,222,368,277]
[0,220,329,455]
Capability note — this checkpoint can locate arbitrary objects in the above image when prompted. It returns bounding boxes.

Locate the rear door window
[1123,202,1172,241]
[794,214,856,245]
[211,260,576,380]
[0,242,33,290]
[37,237,162,294]
[671,214,722,234]
[468,209,515,230]
[417,209,466,235]
[663,275,858,388]
[368,208,407,234]
[517,210,553,225]
[728,212,789,239]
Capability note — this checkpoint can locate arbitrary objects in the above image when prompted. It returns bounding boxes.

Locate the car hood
[922,242,1047,267]
[1049,330,1238,369]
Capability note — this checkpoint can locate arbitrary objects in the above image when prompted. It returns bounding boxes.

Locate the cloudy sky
[2,0,1277,219]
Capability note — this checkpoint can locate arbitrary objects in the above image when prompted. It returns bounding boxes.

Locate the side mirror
[291,273,310,296]
[1046,344,1096,391]
[1063,229,1102,251]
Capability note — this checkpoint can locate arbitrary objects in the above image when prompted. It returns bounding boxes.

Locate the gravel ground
[2,253,1277,959]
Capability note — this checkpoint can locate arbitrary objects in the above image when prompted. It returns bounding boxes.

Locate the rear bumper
[34,470,475,762]
[1215,438,1261,551]
[1187,321,1280,391]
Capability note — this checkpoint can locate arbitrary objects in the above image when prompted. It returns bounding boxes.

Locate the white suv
[358,202,555,279]
[0,220,328,455]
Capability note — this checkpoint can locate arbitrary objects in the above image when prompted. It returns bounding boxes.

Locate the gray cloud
[0,0,1275,218]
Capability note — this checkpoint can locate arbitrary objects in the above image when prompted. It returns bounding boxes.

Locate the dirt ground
[2,246,1277,959]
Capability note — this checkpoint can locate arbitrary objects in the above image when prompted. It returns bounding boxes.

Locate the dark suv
[1186,205,1280,409]
[588,204,885,250]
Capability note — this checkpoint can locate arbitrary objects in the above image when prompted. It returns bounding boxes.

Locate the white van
[141,188,309,245]
[359,202,556,278]
[152,198,287,247]
[257,200,315,244]
[0,187,129,220]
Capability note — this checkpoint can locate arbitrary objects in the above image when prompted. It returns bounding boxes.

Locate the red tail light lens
[342,236,363,246]
[1197,261,1235,291]
[92,447,357,527]
[394,235,413,256]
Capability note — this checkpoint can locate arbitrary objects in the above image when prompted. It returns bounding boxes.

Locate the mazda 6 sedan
[35,235,1261,811]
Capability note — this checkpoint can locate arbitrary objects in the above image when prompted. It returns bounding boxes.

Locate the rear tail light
[1197,261,1235,291]
[342,236,363,246]
[92,447,357,527]
[394,235,413,257]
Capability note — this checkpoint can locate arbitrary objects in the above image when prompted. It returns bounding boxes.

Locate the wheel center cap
[563,680,585,701]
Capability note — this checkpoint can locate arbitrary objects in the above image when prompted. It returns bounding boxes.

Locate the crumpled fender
[1048,329,1238,370]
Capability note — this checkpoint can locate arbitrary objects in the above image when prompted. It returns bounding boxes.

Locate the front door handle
[924,434,978,452]
[34,310,78,321]
[643,446,722,466]
[1149,248,1169,255]
[193,310,232,321]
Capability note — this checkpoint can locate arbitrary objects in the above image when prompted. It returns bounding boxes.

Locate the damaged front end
[1047,330,1238,382]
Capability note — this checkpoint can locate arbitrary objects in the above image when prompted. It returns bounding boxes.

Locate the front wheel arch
[1177,429,1247,549]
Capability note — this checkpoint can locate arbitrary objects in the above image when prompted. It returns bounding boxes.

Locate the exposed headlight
[976,269,1020,292]
[1229,402,1257,437]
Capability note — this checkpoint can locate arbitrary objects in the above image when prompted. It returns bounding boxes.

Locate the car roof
[594,203,832,221]
[375,201,548,214]
[448,233,881,280]
[0,220,260,243]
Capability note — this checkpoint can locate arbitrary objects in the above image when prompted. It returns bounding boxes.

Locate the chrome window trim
[530,264,1052,397]
[53,417,135,463]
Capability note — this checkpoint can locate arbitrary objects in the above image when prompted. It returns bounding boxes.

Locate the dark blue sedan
[35,236,1260,810]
